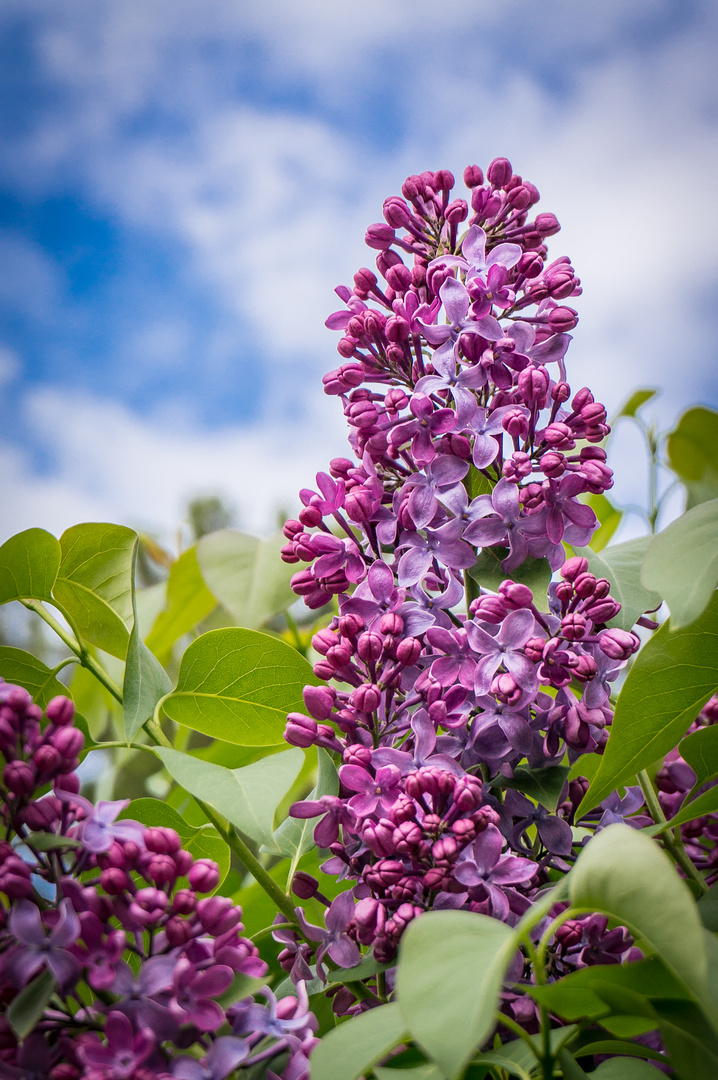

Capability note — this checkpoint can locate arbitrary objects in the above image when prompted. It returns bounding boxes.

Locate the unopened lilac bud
[524,637,545,663]
[100,867,131,894]
[491,673,523,706]
[453,775,483,811]
[350,683,382,712]
[357,630,384,663]
[598,628,639,660]
[535,212,560,237]
[574,572,597,597]
[172,890,196,916]
[517,251,544,278]
[518,365,550,405]
[327,643,352,669]
[303,685,335,722]
[584,599,621,623]
[0,854,33,898]
[396,637,421,666]
[487,157,512,188]
[45,696,75,726]
[3,759,35,797]
[166,916,194,947]
[570,654,598,681]
[561,556,588,582]
[171,849,192,876]
[561,613,588,641]
[291,871,320,900]
[144,826,182,855]
[298,505,323,528]
[556,920,583,947]
[463,164,484,188]
[471,595,509,623]
[383,196,412,229]
[285,713,318,748]
[52,725,84,763]
[33,743,61,777]
[548,306,578,333]
[540,451,566,478]
[354,897,386,945]
[365,223,395,251]
[197,895,241,935]
[502,408,529,439]
[22,795,60,831]
[146,853,177,885]
[499,582,534,609]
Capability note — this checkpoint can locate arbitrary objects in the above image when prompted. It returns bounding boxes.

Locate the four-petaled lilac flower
[111,954,176,1033]
[466,608,539,695]
[169,958,235,1032]
[7,899,80,987]
[398,519,476,587]
[340,558,405,629]
[464,405,519,469]
[338,763,402,817]
[463,479,547,570]
[415,337,490,413]
[372,710,464,776]
[424,627,477,689]
[56,791,145,853]
[295,891,361,979]
[453,824,536,919]
[169,1037,249,1080]
[289,794,357,847]
[71,910,126,990]
[80,1011,155,1079]
[503,789,573,856]
[401,454,469,530]
[389,393,456,465]
[416,276,502,364]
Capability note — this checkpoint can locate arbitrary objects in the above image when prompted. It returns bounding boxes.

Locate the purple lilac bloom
[453,824,537,919]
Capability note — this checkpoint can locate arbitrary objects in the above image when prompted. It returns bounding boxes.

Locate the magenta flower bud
[540,451,566,478]
[556,920,583,947]
[350,683,382,713]
[313,660,335,681]
[433,169,454,192]
[52,725,84,762]
[357,631,383,663]
[552,381,571,403]
[570,654,598,681]
[303,685,335,722]
[33,743,61,777]
[535,212,560,236]
[291,871,320,900]
[487,157,512,187]
[396,637,421,666]
[285,713,318,748]
[283,518,302,540]
[548,306,578,333]
[146,853,177,885]
[518,365,550,405]
[453,776,483,811]
[3,759,35,797]
[197,895,241,935]
[561,556,588,582]
[345,487,376,521]
[471,595,509,623]
[326,643,352,669]
[144,826,182,855]
[311,628,337,656]
[445,198,468,226]
[385,265,412,294]
[517,251,543,278]
[129,887,168,926]
[499,582,534,609]
[280,543,300,563]
[491,672,523,706]
[338,613,364,640]
[0,854,33,898]
[173,889,197,915]
[380,612,403,635]
[573,572,596,598]
[561,613,588,641]
[383,196,412,229]
[463,164,484,187]
[354,267,377,294]
[365,223,395,251]
[45,696,76,727]
[298,505,323,529]
[166,915,194,947]
[6,686,32,713]
[100,867,131,894]
[22,796,60,832]
[524,637,545,663]
[188,859,220,893]
[543,422,575,450]
[354,897,386,945]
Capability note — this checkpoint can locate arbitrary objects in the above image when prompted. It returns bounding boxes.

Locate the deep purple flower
[289,794,357,848]
[416,276,502,363]
[168,958,234,1032]
[71,910,126,990]
[6,899,80,987]
[453,824,536,919]
[401,455,469,530]
[295,891,361,978]
[111,954,176,1033]
[169,1038,249,1080]
[466,609,539,695]
[463,479,548,571]
[389,393,457,465]
[397,519,476,587]
[80,1011,155,1079]
[338,763,402,817]
[503,789,573,856]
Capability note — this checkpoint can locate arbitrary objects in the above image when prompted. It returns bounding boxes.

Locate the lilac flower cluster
[276,161,650,992]
[0,684,317,1080]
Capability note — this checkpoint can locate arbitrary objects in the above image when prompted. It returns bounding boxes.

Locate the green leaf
[652,999,718,1080]
[698,883,718,932]
[272,748,338,864]
[592,1060,666,1079]
[497,764,570,813]
[0,646,69,706]
[470,1054,532,1080]
[197,529,297,630]
[145,546,216,660]
[468,547,551,600]
[679,724,718,788]
[578,591,718,815]
[310,1002,407,1080]
[0,528,60,604]
[325,953,392,986]
[396,910,516,1079]
[155,746,304,847]
[160,627,319,746]
[575,1041,666,1063]
[52,523,137,658]
[585,493,622,553]
[123,543,172,742]
[557,1050,590,1080]
[120,798,230,889]
[22,833,82,851]
[575,537,662,631]
[374,1067,445,1080]
[667,406,718,508]
[641,499,718,629]
[6,968,56,1038]
[653,785,718,834]
[614,388,658,420]
[567,824,710,1009]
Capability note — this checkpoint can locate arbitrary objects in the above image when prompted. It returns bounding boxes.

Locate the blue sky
[1,0,717,543]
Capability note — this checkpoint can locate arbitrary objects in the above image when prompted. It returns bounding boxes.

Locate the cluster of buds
[0,685,317,1080]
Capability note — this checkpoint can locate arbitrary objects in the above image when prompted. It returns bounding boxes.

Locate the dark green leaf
[160,627,319,746]
[497,764,569,813]
[396,910,516,1079]
[155,746,304,847]
[679,724,718,788]
[578,592,718,815]
[592,1059,666,1079]
[123,544,172,742]
[614,388,658,420]
[698,882,718,932]
[0,528,60,604]
[22,833,82,851]
[52,523,137,658]
[667,406,718,508]
[272,748,338,863]
[575,1041,666,1063]
[468,547,551,600]
[197,529,297,629]
[310,1002,407,1080]
[325,953,391,986]
[575,537,662,631]
[0,646,69,707]
[374,1067,444,1080]
[558,1050,590,1079]
[145,546,216,660]
[568,824,710,1008]
[641,499,718,629]
[120,798,230,890]
[6,969,56,1038]
[585,493,622,553]
[653,999,718,1080]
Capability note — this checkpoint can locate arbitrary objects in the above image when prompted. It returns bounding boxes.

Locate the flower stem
[21,599,123,704]
[637,769,708,895]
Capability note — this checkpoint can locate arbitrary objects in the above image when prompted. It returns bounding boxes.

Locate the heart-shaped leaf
[197,529,297,630]
[641,499,718,629]
[0,528,60,605]
[310,1003,407,1080]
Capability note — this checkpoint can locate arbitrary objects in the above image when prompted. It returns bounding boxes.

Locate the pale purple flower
[6,899,80,987]
[168,958,234,1032]
[466,608,539,695]
[401,454,469,530]
[467,699,535,761]
[462,478,548,570]
[415,334,490,412]
[169,1037,249,1080]
[416,276,502,363]
[389,393,456,465]
[464,405,519,469]
[340,559,405,628]
[80,1012,155,1079]
[56,791,145,853]
[111,954,176,1033]
[289,795,357,848]
[338,763,402,817]
[453,824,536,920]
[425,627,476,689]
[397,519,476,587]
[543,475,595,546]
[295,891,361,978]
[398,572,464,634]
[371,710,464,776]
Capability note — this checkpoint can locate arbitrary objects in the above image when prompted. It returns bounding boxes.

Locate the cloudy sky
[1,0,716,546]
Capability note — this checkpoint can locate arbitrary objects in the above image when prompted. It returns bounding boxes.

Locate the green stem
[206,812,299,927]
[21,599,124,704]
[637,769,708,895]
[285,611,307,657]
[251,922,293,943]
[497,1012,544,1061]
